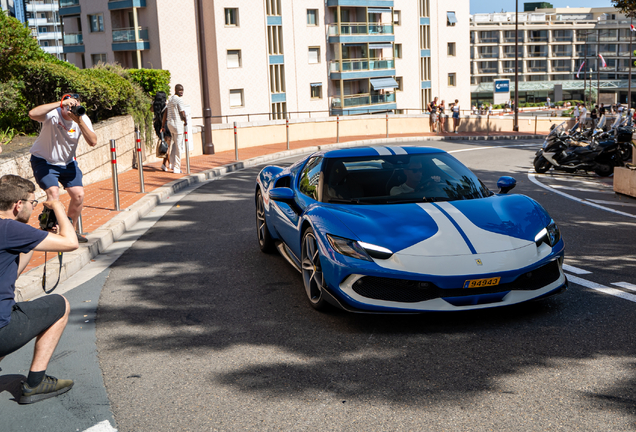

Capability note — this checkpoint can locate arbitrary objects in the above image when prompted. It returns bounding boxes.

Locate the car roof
[321,146,447,159]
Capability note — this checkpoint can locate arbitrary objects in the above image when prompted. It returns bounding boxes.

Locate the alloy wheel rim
[302,233,323,303]
[256,193,266,245]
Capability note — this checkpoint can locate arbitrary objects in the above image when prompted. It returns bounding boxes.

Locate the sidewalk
[18,129,546,297]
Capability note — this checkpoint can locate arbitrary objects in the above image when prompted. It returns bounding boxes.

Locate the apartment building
[1,0,63,58]
[58,0,469,123]
[470,6,636,106]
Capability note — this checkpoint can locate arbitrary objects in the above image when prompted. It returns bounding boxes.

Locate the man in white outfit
[161,84,187,174]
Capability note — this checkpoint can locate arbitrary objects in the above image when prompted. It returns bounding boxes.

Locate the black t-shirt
[0,219,47,329]
[591,109,598,119]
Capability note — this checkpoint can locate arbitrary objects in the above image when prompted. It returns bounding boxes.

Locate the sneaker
[76,232,88,243]
[19,375,74,404]
[173,168,181,174]
[161,165,168,172]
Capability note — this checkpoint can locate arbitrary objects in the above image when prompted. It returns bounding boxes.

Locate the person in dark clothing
[151,91,172,172]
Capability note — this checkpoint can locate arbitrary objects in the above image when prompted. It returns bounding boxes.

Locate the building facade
[58,0,469,124]
[470,7,636,106]
[2,0,63,58]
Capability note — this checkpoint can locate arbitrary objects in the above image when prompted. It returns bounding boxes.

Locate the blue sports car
[255,146,566,313]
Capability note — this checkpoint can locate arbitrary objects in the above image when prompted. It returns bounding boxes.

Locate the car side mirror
[269,187,295,203]
[497,176,516,194]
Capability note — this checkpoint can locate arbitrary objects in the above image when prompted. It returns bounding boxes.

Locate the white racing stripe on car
[435,202,534,254]
[373,146,392,156]
[566,274,636,303]
[387,146,408,155]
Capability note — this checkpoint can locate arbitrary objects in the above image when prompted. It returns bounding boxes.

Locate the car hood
[325,195,551,257]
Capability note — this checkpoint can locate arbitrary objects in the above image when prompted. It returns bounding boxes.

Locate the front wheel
[533,155,552,174]
[256,189,275,253]
[594,164,613,177]
[301,228,329,311]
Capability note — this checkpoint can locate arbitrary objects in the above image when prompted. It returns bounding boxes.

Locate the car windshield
[321,153,492,204]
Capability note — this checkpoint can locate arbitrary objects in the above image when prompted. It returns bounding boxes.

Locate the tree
[612,0,636,16]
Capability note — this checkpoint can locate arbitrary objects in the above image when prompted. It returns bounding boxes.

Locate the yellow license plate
[463,277,501,289]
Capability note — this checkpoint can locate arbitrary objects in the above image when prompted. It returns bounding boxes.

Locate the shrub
[128,69,171,97]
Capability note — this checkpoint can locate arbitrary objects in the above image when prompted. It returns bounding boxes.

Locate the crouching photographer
[28,93,98,243]
[0,175,78,404]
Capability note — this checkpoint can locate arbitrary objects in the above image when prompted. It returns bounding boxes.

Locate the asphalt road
[3,139,636,431]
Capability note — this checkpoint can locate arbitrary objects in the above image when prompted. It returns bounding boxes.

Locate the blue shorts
[30,155,83,190]
[452,112,459,119]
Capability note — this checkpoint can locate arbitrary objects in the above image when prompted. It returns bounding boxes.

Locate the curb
[15,134,544,301]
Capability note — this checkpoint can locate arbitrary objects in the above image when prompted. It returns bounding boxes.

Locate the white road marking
[567,274,636,303]
[562,264,592,275]
[549,184,614,194]
[611,282,636,292]
[449,143,540,154]
[588,199,636,208]
[539,176,614,188]
[528,172,636,220]
[83,421,118,432]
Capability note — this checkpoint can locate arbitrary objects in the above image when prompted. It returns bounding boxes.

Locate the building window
[393,10,401,25]
[307,9,318,26]
[229,89,244,107]
[308,47,320,64]
[88,14,104,33]
[396,76,403,91]
[91,53,107,65]
[266,0,281,16]
[447,42,456,56]
[227,50,241,68]
[225,8,238,26]
[38,26,47,33]
[448,73,456,87]
[447,11,457,26]
[394,43,402,59]
[310,83,322,99]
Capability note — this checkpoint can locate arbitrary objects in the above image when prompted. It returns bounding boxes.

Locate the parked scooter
[533,115,628,176]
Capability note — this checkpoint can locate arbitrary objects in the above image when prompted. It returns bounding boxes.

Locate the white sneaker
[173,169,181,174]
[161,165,168,172]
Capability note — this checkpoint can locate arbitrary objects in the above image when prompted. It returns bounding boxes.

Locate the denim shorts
[0,295,66,357]
[30,155,84,190]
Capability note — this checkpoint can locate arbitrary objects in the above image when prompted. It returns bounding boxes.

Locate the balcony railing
[59,0,79,6]
[477,68,497,74]
[552,36,573,42]
[331,92,396,109]
[479,37,499,43]
[112,27,148,43]
[528,36,548,42]
[552,50,571,57]
[528,66,547,72]
[503,37,523,43]
[552,66,571,72]
[63,33,83,45]
[329,58,395,73]
[527,51,547,57]
[328,23,393,36]
[478,52,498,58]
[502,51,523,58]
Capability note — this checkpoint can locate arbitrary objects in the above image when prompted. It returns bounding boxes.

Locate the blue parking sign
[494,80,510,93]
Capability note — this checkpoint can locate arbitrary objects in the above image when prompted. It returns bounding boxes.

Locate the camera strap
[42,251,63,294]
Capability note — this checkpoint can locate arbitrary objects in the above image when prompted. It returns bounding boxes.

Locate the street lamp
[514,0,519,132]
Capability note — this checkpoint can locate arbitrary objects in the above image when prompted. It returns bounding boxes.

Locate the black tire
[533,155,552,174]
[256,189,275,253]
[594,164,613,177]
[301,227,329,311]
[619,144,633,162]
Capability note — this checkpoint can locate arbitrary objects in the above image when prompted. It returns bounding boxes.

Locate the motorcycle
[533,115,628,177]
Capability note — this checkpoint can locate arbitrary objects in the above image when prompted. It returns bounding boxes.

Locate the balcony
[527,51,547,58]
[26,2,59,12]
[330,92,396,115]
[60,0,79,6]
[37,31,63,40]
[478,53,498,59]
[503,37,523,43]
[63,33,84,53]
[112,27,150,51]
[502,51,523,58]
[552,66,571,72]
[477,68,497,74]
[527,66,547,72]
[328,23,394,36]
[59,0,80,16]
[551,50,572,57]
[479,37,499,43]
[108,0,147,10]
[552,36,573,42]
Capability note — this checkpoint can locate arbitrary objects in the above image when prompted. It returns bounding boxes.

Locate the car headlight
[326,234,393,261]
[534,220,561,247]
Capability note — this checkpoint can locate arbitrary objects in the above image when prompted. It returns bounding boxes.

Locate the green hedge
[128,69,171,97]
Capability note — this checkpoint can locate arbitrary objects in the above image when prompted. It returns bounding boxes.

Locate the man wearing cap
[28,94,97,243]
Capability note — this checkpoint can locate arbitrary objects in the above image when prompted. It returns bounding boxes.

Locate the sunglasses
[21,199,38,207]
[61,93,80,102]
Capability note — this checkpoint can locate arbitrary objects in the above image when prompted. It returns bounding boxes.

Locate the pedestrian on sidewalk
[28,93,98,243]
[591,105,598,128]
[0,175,78,404]
[439,100,447,134]
[452,99,460,133]
[151,91,172,172]
[161,84,188,174]
[427,97,438,133]
[579,104,588,128]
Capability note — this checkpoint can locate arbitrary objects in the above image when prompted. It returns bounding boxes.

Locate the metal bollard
[486,114,490,136]
[135,129,145,193]
[286,115,290,150]
[184,130,191,174]
[110,139,120,211]
[386,113,389,138]
[77,214,85,235]
[535,115,538,135]
[336,116,340,143]
[234,122,239,160]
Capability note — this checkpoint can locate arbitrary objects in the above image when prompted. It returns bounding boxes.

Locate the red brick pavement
[24,130,545,271]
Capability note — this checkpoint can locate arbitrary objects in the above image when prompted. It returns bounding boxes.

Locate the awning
[447,12,457,25]
[370,77,398,90]
[310,83,322,87]
[368,7,391,14]
[369,43,393,49]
